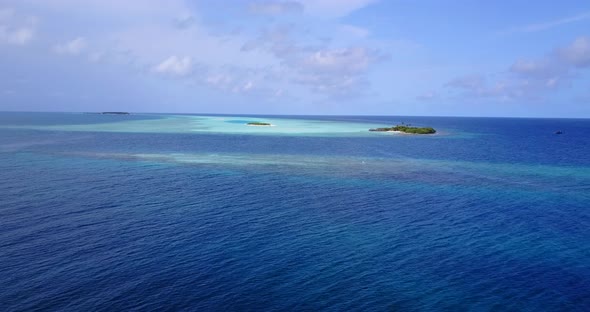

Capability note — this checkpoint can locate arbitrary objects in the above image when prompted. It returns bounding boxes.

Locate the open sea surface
[1,112,589,311]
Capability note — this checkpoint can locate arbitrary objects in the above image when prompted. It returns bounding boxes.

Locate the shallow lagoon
[10,114,396,136]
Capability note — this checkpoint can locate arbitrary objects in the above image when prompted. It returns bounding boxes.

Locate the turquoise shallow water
[0,113,392,136]
[0,112,589,311]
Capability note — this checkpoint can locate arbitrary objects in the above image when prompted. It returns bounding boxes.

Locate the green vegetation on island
[247,122,272,126]
[369,124,436,134]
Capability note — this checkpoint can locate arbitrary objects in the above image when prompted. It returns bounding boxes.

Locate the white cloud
[174,14,197,29]
[545,77,559,88]
[416,91,437,101]
[205,72,234,88]
[298,0,378,18]
[289,47,380,96]
[248,0,379,18]
[236,81,254,93]
[53,37,87,55]
[249,1,304,15]
[446,71,567,101]
[153,56,193,76]
[506,11,590,34]
[202,66,285,97]
[557,36,590,67]
[507,37,590,83]
[88,51,104,63]
[302,47,371,73]
[446,75,517,100]
[240,24,385,96]
[510,59,547,75]
[2,27,33,44]
[446,74,486,90]
[339,24,370,38]
[575,91,590,103]
[447,36,590,102]
[15,0,190,18]
[105,12,383,97]
[0,8,12,21]
[111,21,273,71]
[509,59,563,79]
[4,0,383,101]
[0,8,36,45]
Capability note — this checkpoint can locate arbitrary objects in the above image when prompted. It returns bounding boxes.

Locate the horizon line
[0,110,588,120]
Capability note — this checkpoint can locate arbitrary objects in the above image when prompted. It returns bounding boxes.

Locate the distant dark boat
[555,131,563,134]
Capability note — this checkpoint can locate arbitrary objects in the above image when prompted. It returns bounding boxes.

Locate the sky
[0,0,589,117]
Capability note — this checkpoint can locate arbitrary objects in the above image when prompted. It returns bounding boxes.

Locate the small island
[370,124,436,134]
[83,112,131,115]
[102,112,130,115]
[247,122,272,126]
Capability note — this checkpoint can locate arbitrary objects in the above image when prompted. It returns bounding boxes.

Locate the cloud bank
[0,8,36,45]
[447,36,590,101]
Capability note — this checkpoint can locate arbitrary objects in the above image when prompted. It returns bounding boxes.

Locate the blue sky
[1,0,589,117]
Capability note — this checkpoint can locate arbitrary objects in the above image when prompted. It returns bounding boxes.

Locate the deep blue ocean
[1,112,589,311]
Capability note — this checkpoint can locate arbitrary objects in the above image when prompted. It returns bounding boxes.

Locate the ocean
[1,112,589,311]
